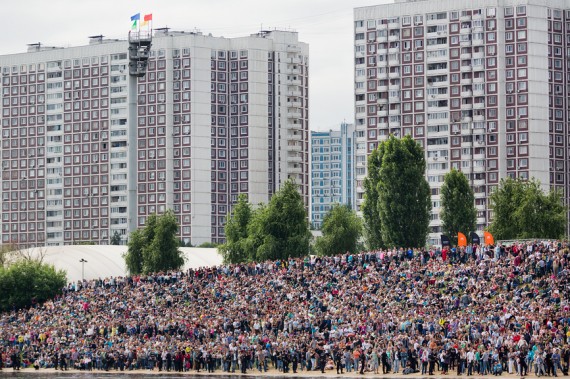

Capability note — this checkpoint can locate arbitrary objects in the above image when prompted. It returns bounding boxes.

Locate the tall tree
[440,169,476,245]
[219,194,253,264]
[315,204,362,256]
[144,210,185,273]
[124,211,185,274]
[376,135,431,248]
[362,148,384,249]
[250,180,311,261]
[125,229,144,275]
[490,178,567,240]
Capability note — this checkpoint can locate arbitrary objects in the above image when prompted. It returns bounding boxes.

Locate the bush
[0,260,67,312]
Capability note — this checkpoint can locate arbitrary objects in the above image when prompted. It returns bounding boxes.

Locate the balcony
[288,143,302,152]
[288,132,302,141]
[473,102,485,109]
[289,164,303,174]
[460,53,472,60]
[287,154,302,162]
[287,44,301,53]
[288,100,302,108]
[377,110,388,117]
[287,110,302,119]
[289,57,301,64]
[287,78,302,86]
[427,68,448,76]
[287,123,302,131]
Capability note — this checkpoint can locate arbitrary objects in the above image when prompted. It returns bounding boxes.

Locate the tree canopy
[315,204,362,256]
[124,210,185,274]
[362,148,384,249]
[440,169,477,245]
[363,135,431,248]
[489,178,567,240]
[219,180,311,263]
[0,260,66,312]
[219,194,253,264]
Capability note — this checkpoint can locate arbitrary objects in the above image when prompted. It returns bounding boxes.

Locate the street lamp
[79,258,88,281]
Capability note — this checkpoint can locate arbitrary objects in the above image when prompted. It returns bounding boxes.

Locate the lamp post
[79,258,88,281]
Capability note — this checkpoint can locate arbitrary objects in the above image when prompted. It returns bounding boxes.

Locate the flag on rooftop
[131,13,140,31]
[142,13,153,27]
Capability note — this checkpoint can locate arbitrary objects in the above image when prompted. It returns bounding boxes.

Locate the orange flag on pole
[484,231,494,245]
[457,232,467,247]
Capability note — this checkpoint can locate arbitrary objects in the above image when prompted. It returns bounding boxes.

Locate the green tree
[143,210,185,273]
[110,231,122,245]
[249,180,311,261]
[489,178,567,240]
[0,260,66,312]
[373,135,431,248]
[362,148,384,249]
[124,211,185,274]
[440,169,476,245]
[219,194,253,263]
[315,204,362,256]
[125,229,145,275]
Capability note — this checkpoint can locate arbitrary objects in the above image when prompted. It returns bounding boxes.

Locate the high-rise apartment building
[310,122,355,229]
[0,29,309,247]
[355,0,568,245]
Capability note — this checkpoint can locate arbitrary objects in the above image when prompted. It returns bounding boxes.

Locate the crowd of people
[1,240,570,376]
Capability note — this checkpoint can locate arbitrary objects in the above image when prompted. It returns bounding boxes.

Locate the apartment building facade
[355,0,567,245]
[0,30,309,247]
[310,122,355,229]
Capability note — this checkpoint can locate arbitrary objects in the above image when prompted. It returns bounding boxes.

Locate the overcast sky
[2,0,389,131]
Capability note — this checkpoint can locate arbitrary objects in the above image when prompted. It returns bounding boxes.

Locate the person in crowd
[0,240,569,377]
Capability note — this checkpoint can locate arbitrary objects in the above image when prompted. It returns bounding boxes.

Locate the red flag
[144,13,153,22]
[484,231,494,245]
[457,232,467,247]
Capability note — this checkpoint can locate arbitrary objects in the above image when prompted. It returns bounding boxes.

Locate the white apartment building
[0,29,309,247]
[355,0,568,245]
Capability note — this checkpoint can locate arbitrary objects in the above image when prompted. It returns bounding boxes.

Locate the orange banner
[484,231,494,245]
[457,232,467,247]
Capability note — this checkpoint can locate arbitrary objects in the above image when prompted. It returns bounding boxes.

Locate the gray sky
[2,0,388,131]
